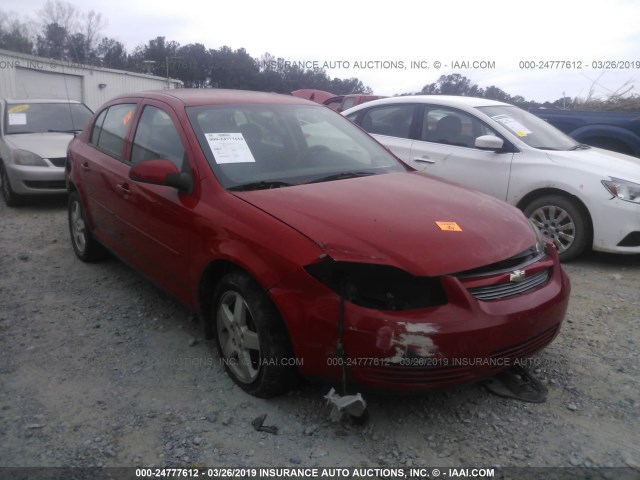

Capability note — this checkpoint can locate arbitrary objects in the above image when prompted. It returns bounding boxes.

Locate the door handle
[413,157,435,164]
[80,162,90,172]
[116,183,132,197]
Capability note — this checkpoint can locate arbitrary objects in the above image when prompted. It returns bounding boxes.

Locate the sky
[2,0,640,103]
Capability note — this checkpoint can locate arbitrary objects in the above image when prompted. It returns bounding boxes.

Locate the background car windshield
[478,105,578,151]
[187,104,405,189]
[4,102,93,135]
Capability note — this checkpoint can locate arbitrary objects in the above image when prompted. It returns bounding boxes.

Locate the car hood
[3,132,74,159]
[233,172,536,276]
[545,147,640,182]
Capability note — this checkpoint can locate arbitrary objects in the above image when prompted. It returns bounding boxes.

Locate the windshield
[477,105,578,151]
[4,102,93,135]
[187,104,406,190]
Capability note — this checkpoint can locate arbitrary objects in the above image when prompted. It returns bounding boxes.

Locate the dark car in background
[66,89,570,397]
[530,107,640,157]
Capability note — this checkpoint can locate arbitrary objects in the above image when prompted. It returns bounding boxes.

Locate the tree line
[0,1,370,94]
[1,1,638,110]
[411,73,640,111]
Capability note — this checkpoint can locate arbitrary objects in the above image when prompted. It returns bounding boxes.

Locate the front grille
[455,246,543,278]
[454,247,553,302]
[23,180,66,190]
[468,269,550,301]
[48,157,66,167]
[490,324,560,361]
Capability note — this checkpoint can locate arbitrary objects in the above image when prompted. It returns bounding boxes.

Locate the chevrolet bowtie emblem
[510,270,526,282]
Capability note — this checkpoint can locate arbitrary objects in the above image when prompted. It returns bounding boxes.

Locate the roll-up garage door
[15,67,83,102]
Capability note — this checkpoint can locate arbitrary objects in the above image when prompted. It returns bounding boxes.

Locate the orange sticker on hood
[435,221,462,232]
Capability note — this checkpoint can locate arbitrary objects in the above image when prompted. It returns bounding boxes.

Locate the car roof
[3,98,84,104]
[345,95,511,110]
[118,89,317,107]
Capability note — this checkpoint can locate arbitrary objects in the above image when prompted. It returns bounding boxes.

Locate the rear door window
[359,105,415,139]
[90,104,136,158]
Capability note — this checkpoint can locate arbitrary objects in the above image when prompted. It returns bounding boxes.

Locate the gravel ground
[0,197,639,473]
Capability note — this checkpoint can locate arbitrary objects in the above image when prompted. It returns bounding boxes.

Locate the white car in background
[344,96,640,261]
[0,98,93,206]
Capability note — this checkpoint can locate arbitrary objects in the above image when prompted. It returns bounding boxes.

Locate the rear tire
[0,162,23,207]
[524,195,589,262]
[68,191,108,262]
[212,270,297,398]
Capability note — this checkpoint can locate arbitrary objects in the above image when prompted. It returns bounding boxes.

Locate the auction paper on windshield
[205,132,256,164]
[8,113,27,125]
[491,114,532,137]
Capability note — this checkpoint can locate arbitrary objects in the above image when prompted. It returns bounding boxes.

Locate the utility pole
[142,60,156,75]
[166,56,184,88]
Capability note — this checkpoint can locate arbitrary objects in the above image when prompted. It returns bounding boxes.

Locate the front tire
[68,191,108,262]
[212,271,297,398]
[524,195,589,262]
[0,162,22,207]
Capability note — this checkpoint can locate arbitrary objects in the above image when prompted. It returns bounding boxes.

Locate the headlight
[12,150,48,167]
[305,258,447,311]
[602,177,640,204]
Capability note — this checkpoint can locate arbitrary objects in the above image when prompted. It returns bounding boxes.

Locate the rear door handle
[80,162,91,172]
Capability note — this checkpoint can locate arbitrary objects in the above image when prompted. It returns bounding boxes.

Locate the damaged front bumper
[268,247,570,393]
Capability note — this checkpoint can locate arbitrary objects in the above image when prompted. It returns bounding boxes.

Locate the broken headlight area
[305,258,448,311]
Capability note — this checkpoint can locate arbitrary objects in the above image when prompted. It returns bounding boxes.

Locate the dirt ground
[1,196,639,473]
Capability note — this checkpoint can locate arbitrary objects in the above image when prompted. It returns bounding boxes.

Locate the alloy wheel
[70,199,87,254]
[216,290,261,384]
[528,205,576,253]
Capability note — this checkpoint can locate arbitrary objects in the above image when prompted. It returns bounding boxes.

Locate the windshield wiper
[305,171,376,184]
[229,180,292,192]
[568,143,591,151]
[48,129,82,133]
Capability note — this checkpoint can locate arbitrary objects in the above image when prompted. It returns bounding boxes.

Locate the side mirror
[129,159,193,194]
[475,135,504,151]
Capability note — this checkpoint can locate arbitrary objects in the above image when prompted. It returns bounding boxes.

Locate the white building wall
[15,67,84,101]
[0,53,19,99]
[0,49,183,111]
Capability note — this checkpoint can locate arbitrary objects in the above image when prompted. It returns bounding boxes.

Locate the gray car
[0,98,93,206]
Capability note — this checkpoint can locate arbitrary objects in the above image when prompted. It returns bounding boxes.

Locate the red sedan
[66,89,570,397]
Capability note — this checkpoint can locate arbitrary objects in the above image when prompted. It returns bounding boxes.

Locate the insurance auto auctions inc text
[256,60,496,70]
[195,467,496,478]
